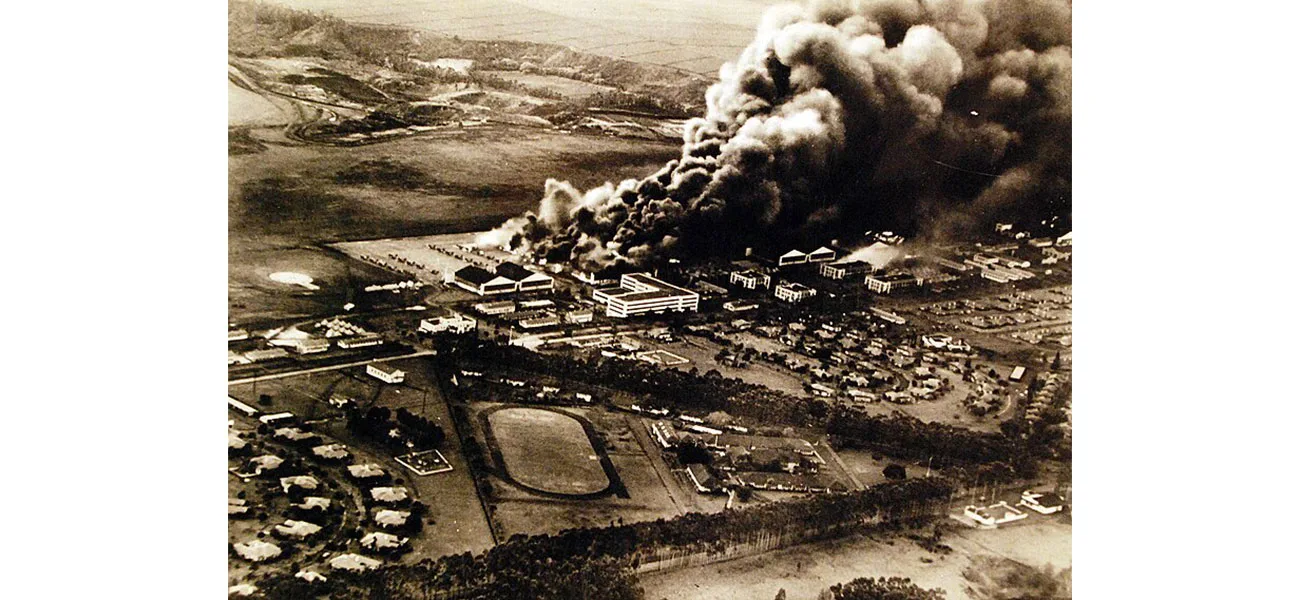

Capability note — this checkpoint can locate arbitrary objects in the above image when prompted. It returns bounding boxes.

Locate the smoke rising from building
[482,0,1071,270]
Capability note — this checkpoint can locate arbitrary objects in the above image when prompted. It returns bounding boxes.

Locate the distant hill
[229,1,710,110]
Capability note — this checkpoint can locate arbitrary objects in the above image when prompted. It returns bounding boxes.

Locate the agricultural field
[268,0,781,75]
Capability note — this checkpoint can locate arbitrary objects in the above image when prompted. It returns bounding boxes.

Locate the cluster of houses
[725,315,966,406]
[228,405,421,582]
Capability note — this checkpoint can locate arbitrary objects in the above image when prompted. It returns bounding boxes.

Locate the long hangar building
[593,273,699,318]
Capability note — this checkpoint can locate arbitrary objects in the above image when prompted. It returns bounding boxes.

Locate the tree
[1051,351,1062,370]
[676,440,713,465]
[705,411,734,426]
[883,464,907,480]
[258,394,273,406]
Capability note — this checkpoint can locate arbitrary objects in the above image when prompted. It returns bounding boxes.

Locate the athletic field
[487,407,610,496]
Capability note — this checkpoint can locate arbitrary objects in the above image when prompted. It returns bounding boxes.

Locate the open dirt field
[638,520,1072,600]
[488,406,611,495]
[269,0,781,75]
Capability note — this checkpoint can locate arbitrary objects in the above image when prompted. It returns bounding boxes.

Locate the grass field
[267,0,779,75]
[488,407,611,495]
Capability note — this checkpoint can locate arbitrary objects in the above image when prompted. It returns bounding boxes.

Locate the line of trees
[256,478,956,599]
[434,338,1039,475]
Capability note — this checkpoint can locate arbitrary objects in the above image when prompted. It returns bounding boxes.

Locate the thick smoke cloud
[484,0,1071,270]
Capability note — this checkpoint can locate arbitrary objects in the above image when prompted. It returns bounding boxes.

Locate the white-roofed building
[366,363,405,384]
[280,475,321,494]
[312,443,350,461]
[374,509,412,529]
[328,553,382,572]
[370,486,411,505]
[273,519,323,540]
[233,540,282,562]
[361,531,410,552]
[347,463,387,481]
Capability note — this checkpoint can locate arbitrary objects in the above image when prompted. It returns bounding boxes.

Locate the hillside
[229,1,711,109]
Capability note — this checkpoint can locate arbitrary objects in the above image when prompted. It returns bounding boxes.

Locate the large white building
[864,273,922,294]
[593,273,700,318]
[730,269,771,289]
[820,260,871,280]
[366,363,405,384]
[774,282,818,303]
[419,312,477,335]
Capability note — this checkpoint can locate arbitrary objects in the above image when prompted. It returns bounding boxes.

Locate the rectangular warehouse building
[593,273,700,318]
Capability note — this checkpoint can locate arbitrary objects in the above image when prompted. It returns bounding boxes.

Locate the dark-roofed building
[453,265,517,296]
[496,262,554,292]
[806,246,836,263]
[685,464,722,493]
[1019,490,1066,514]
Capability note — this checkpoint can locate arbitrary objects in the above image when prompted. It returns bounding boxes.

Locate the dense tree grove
[825,577,947,600]
[256,478,955,599]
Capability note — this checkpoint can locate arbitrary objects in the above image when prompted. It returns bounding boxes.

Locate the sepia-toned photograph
[16,1,1299,598]
[227,1,1070,598]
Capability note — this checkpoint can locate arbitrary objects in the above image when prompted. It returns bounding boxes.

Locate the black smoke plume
[481,0,1071,270]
